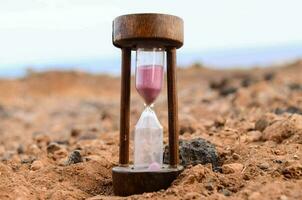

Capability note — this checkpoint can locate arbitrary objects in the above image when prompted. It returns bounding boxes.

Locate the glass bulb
[135,48,164,105]
[134,107,163,170]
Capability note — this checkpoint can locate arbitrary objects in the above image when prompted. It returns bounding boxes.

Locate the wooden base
[112,165,184,196]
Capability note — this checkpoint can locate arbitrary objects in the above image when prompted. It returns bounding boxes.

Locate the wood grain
[167,47,179,167]
[119,48,131,165]
[112,165,184,196]
[113,13,184,49]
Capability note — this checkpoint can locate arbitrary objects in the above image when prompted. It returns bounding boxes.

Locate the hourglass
[112,13,184,196]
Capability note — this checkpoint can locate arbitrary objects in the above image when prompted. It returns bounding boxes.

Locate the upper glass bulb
[135,48,164,105]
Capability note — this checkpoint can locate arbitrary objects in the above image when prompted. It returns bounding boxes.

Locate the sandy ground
[0,61,301,200]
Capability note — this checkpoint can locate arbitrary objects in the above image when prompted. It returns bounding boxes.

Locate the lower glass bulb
[134,107,163,170]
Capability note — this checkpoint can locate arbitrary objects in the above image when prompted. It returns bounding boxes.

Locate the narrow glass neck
[144,103,154,109]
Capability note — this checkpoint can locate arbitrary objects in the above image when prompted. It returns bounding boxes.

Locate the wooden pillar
[119,47,131,166]
[166,47,179,167]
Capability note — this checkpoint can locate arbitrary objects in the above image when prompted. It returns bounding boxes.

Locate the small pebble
[47,142,61,154]
[70,128,81,137]
[222,188,231,196]
[273,159,283,164]
[21,156,36,164]
[274,149,282,155]
[293,155,299,160]
[210,78,228,89]
[232,153,240,160]
[274,106,302,115]
[255,118,269,132]
[31,160,43,171]
[222,163,244,174]
[17,144,25,154]
[241,77,254,87]
[219,87,237,96]
[53,140,69,145]
[264,73,275,81]
[66,150,83,165]
[214,116,226,128]
[288,83,302,91]
[205,182,214,191]
[259,162,270,170]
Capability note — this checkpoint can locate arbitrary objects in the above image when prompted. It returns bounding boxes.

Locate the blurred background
[1,0,302,77]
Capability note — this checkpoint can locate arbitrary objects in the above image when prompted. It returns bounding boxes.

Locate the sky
[1,0,302,71]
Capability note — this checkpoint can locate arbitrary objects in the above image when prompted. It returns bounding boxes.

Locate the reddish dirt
[0,61,301,199]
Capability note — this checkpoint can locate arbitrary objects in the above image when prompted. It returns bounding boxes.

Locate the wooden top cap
[113,13,184,49]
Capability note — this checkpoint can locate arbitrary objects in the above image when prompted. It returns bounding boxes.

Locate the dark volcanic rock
[275,106,302,115]
[210,78,229,90]
[66,150,83,165]
[209,78,237,96]
[255,118,269,132]
[263,73,275,81]
[70,128,81,137]
[53,140,69,145]
[17,144,25,154]
[163,138,220,171]
[241,76,259,88]
[219,87,237,96]
[288,83,302,91]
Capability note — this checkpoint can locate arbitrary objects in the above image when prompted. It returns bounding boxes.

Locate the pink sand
[148,162,161,171]
[136,65,164,105]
